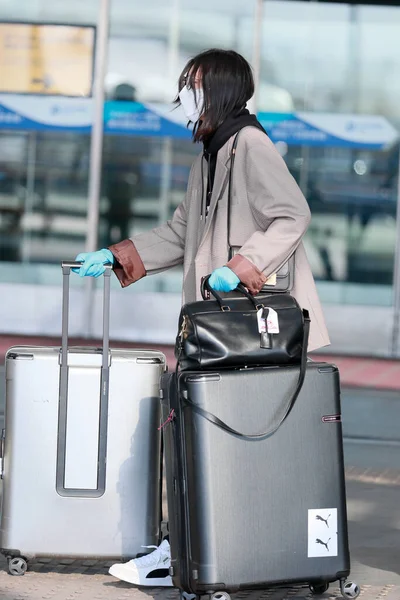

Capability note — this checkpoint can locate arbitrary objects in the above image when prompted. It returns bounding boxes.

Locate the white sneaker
[109,539,172,587]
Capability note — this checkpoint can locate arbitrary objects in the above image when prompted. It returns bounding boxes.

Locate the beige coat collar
[199,138,234,246]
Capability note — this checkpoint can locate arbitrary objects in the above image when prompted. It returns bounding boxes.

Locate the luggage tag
[258,307,279,349]
[257,308,267,334]
[266,308,279,334]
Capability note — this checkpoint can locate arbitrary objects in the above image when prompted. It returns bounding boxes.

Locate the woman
[74,49,330,586]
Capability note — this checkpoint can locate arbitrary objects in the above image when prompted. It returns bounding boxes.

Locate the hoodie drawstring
[206,153,212,219]
[200,155,204,221]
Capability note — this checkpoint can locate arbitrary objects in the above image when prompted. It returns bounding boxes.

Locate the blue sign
[258,112,398,149]
[0,96,92,132]
[104,101,190,138]
[0,95,397,149]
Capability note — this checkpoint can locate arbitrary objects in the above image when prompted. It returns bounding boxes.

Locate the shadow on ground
[346,479,400,581]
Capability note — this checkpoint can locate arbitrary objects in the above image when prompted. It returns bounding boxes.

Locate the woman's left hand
[208,267,240,292]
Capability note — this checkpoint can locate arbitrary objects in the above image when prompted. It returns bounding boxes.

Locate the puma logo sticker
[316,538,331,552]
[316,513,331,528]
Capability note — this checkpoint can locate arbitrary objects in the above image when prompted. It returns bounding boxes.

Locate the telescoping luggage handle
[60,261,112,372]
[56,261,112,498]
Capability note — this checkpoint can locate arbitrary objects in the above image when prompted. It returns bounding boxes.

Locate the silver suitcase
[0,262,166,575]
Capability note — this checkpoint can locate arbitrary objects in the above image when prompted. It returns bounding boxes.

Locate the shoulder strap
[180,310,310,440]
[227,132,241,257]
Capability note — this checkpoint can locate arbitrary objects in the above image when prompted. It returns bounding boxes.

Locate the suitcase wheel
[8,557,28,576]
[340,580,360,599]
[210,593,231,600]
[309,582,329,596]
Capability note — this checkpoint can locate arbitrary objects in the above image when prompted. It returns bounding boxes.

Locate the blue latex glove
[208,266,240,293]
[73,249,114,278]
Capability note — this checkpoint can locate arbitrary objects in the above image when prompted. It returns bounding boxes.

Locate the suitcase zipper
[0,428,5,479]
[136,357,164,364]
[158,409,175,431]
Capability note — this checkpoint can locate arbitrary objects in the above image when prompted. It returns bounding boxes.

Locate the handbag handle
[181,309,310,440]
[201,275,259,311]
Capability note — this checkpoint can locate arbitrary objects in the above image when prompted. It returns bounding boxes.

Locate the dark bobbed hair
[176,48,254,142]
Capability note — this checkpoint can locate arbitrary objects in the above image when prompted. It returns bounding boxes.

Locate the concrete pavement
[0,425,399,599]
[1,345,400,599]
[1,470,400,599]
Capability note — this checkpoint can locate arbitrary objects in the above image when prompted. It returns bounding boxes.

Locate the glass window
[0,130,90,264]
[101,0,257,293]
[0,0,99,285]
[1,0,399,308]
[0,132,27,265]
[261,1,400,305]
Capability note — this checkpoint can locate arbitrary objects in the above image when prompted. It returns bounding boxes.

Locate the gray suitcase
[0,261,166,575]
[161,363,360,599]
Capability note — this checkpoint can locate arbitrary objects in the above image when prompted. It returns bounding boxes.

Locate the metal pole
[85,0,110,254]
[167,0,180,83]
[22,132,37,263]
[157,0,180,291]
[390,146,400,356]
[249,0,264,115]
[84,0,111,337]
[348,5,360,113]
[159,0,181,230]
[159,138,173,228]
[298,12,314,198]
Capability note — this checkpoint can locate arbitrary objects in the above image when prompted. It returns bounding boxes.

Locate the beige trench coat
[110,127,330,351]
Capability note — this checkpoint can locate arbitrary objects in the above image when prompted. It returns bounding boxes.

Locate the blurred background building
[1,0,400,355]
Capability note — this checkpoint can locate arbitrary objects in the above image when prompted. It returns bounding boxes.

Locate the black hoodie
[202,108,267,215]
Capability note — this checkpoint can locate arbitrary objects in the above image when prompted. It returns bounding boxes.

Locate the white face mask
[179,85,204,123]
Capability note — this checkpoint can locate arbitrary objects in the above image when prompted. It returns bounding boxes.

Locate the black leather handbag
[174,277,310,439]
[228,132,295,293]
[175,276,309,372]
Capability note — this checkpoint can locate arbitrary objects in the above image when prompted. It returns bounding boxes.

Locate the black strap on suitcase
[177,309,310,439]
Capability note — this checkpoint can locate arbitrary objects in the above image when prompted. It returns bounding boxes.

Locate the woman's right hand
[73,249,114,277]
